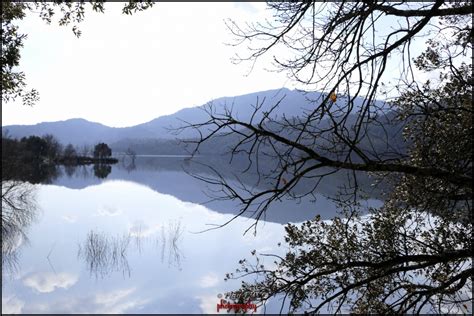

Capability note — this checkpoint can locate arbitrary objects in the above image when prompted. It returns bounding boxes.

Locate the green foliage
[1,2,38,106]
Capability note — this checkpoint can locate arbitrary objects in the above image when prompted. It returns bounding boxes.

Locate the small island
[2,134,118,182]
[57,142,118,165]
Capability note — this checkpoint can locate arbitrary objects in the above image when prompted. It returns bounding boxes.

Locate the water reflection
[1,181,38,277]
[93,164,112,179]
[1,178,290,313]
[64,164,77,178]
[157,220,184,269]
[49,156,382,224]
[1,156,384,313]
[79,165,91,179]
[78,219,185,279]
[2,162,60,184]
[78,230,131,279]
[5,155,382,224]
[120,153,137,173]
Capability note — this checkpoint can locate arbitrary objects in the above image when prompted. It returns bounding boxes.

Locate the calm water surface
[2,156,380,313]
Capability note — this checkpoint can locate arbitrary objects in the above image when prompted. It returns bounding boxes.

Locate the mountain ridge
[2,87,378,149]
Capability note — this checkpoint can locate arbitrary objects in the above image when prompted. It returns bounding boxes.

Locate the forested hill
[2,87,387,153]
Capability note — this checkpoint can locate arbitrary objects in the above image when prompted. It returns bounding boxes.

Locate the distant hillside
[2,88,383,149]
[110,110,406,161]
[3,118,112,146]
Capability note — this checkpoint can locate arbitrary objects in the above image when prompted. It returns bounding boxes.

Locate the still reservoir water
[2,156,380,313]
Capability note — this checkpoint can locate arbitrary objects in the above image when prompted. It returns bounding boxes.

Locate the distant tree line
[2,133,117,181]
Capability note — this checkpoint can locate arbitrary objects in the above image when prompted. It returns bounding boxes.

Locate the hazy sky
[2,2,448,128]
[3,2,296,127]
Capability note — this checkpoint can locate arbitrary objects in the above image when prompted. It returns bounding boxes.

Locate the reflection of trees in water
[157,220,184,269]
[77,230,131,279]
[3,161,61,184]
[131,223,144,253]
[80,165,90,179]
[93,164,112,179]
[121,149,137,173]
[78,219,184,279]
[64,164,77,178]
[1,181,38,276]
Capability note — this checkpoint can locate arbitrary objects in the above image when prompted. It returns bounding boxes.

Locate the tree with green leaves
[1,0,154,107]
[182,1,472,314]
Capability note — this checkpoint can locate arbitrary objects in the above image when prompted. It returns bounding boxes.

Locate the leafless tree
[80,144,91,158]
[178,1,472,314]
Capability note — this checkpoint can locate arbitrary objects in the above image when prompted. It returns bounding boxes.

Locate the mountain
[3,118,109,146]
[2,88,381,149]
[136,87,317,135]
[2,118,153,147]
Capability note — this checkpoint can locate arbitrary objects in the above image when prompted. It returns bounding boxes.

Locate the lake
[2,156,380,313]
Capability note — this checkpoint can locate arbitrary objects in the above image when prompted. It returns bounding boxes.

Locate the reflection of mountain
[50,156,383,224]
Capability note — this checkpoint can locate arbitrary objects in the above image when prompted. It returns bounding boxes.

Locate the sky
[3,2,296,128]
[2,2,454,128]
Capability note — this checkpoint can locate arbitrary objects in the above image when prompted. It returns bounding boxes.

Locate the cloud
[129,222,160,238]
[96,204,121,217]
[94,287,149,314]
[198,272,220,288]
[2,296,25,314]
[23,272,78,293]
[94,287,136,306]
[62,214,78,223]
[196,294,222,314]
[22,287,149,314]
